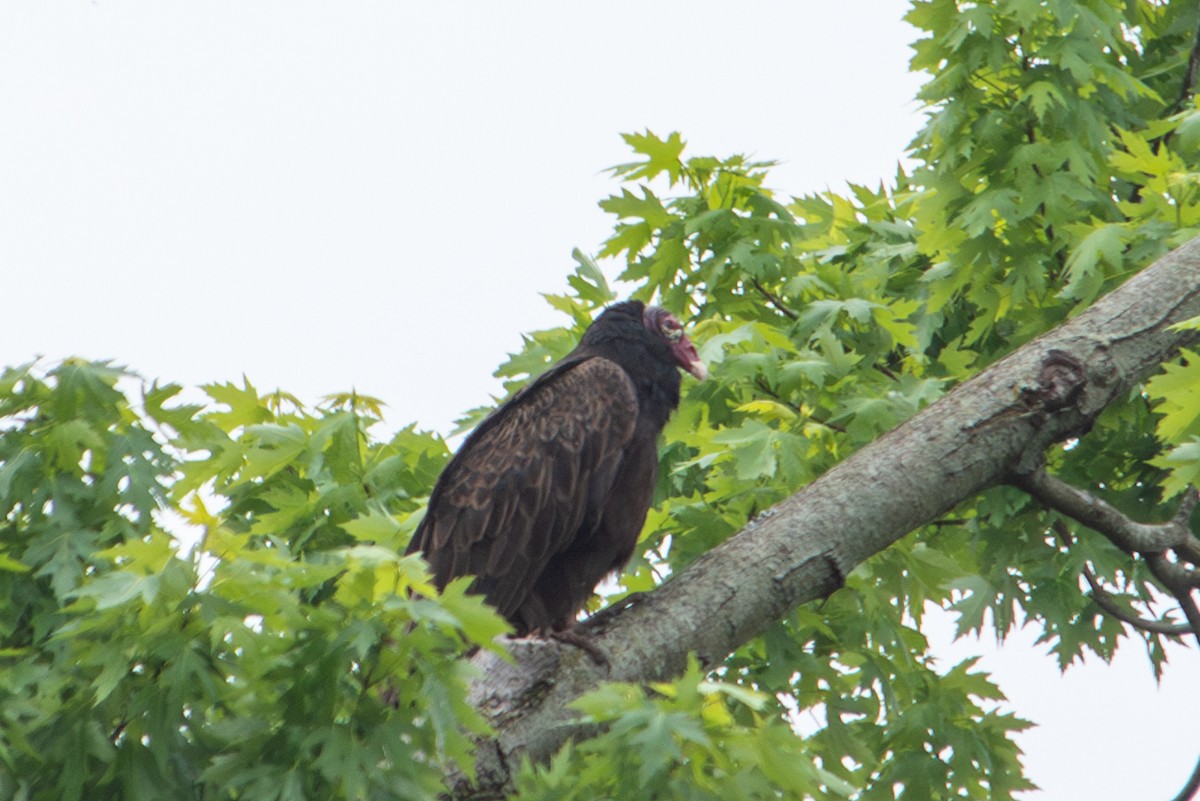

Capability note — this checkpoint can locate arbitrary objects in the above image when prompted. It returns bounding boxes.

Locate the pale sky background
[2,3,1197,799]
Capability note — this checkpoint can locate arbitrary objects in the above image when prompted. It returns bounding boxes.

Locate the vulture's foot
[549,627,609,666]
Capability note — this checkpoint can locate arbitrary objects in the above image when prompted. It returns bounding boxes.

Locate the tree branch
[748,277,798,320]
[1009,473,1200,801]
[453,238,1200,799]
[1171,10,1200,114]
[1015,470,1200,650]
[752,376,848,434]
[1084,569,1194,637]
[1011,470,1199,557]
[1053,521,1194,638]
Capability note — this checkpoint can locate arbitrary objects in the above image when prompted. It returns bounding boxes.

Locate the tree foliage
[4,0,1200,799]
[0,367,506,800]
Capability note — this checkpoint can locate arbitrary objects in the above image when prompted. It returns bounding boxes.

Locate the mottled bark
[451,239,1200,799]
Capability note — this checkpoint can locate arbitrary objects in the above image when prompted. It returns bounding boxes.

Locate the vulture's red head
[643,305,707,381]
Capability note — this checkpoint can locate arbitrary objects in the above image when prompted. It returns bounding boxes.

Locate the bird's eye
[661,318,683,343]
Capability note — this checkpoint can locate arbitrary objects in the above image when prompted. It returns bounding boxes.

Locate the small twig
[751,377,848,433]
[1051,521,1192,637]
[1083,569,1192,636]
[874,363,900,382]
[1171,10,1200,115]
[748,278,798,321]
[815,418,848,435]
[753,377,805,416]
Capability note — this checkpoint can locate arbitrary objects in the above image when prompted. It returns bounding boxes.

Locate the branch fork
[1010,467,1200,643]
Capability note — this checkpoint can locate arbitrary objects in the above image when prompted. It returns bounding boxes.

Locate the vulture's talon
[550,628,610,667]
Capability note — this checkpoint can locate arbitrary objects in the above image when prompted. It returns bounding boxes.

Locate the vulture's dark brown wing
[410,357,639,622]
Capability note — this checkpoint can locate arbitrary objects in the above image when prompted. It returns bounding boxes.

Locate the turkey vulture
[406,300,705,642]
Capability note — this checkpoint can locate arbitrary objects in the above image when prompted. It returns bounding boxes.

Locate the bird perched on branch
[406,300,706,651]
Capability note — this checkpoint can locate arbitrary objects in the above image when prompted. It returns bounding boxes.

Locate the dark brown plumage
[406,300,706,636]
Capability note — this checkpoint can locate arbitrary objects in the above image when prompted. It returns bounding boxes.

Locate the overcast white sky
[2,3,1197,799]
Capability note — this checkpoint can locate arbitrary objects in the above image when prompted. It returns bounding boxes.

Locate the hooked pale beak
[672,335,707,381]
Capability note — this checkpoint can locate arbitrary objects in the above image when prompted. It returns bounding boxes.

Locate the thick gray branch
[453,238,1200,799]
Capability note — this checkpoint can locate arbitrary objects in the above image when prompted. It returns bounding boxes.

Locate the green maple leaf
[1145,350,1200,442]
[203,378,271,432]
[610,130,686,183]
